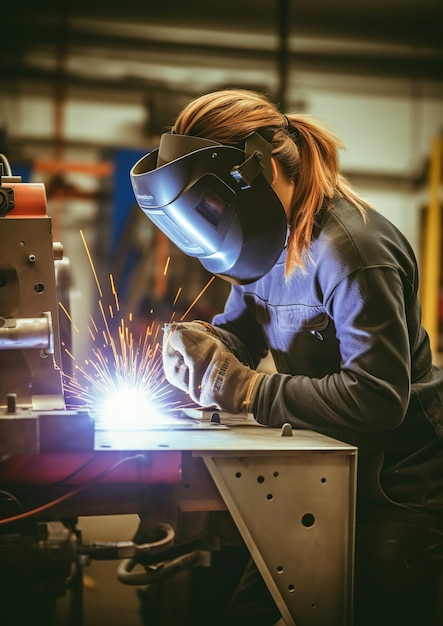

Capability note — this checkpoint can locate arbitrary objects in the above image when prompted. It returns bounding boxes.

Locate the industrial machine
[0,158,357,626]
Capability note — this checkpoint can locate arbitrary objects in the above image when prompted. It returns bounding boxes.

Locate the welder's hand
[162,322,265,413]
[166,320,259,367]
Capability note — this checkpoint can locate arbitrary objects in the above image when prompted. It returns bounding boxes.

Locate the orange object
[34,160,113,177]
[3,182,48,218]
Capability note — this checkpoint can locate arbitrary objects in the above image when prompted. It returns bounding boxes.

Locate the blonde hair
[172,88,370,278]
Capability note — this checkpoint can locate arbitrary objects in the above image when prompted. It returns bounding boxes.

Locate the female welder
[131,89,443,626]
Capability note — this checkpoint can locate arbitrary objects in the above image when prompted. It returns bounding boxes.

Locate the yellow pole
[421,135,442,356]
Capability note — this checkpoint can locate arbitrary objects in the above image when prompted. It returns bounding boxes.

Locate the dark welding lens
[195,186,229,226]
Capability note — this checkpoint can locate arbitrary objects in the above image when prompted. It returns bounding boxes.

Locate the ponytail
[283,114,371,278]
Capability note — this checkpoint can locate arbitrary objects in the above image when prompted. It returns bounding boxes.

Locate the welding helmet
[130,130,287,284]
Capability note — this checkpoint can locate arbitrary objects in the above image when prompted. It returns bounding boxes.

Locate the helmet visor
[130,134,287,284]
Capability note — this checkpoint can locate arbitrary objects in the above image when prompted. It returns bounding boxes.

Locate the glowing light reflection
[97,388,166,430]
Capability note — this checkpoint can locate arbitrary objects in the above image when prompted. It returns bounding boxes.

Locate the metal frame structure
[94,420,358,626]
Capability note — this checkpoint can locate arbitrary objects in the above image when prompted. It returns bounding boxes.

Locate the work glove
[162,322,265,413]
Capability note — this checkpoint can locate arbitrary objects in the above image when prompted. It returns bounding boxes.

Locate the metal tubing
[117,551,200,586]
[0,316,52,351]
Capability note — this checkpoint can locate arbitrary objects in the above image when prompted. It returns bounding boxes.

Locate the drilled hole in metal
[301,513,315,527]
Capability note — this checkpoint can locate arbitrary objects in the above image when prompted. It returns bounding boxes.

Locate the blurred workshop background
[1,1,443,624]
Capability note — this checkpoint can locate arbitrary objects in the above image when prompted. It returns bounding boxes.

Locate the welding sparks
[60,231,217,429]
[62,297,182,428]
[61,232,181,429]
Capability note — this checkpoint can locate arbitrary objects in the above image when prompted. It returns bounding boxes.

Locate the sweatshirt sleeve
[254,265,411,435]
